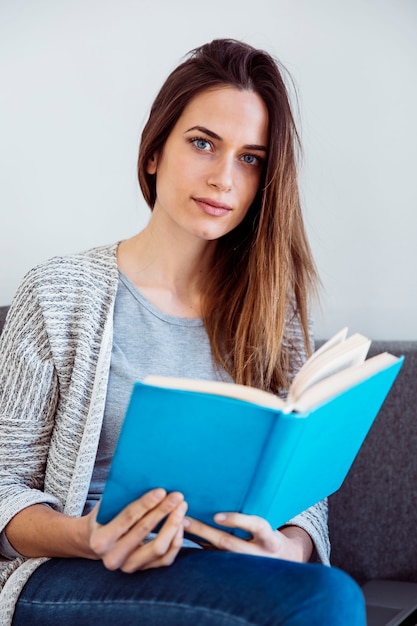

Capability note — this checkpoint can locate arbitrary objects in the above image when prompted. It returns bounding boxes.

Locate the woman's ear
[146,154,158,175]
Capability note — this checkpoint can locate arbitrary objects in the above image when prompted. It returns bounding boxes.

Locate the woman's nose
[207,155,233,192]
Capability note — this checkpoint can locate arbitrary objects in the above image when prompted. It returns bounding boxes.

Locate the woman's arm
[5,489,188,572]
[0,284,63,547]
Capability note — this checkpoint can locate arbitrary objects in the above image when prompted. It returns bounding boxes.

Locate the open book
[97,329,404,534]
[144,327,397,413]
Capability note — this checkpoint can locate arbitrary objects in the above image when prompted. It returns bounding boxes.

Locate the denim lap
[13,549,366,626]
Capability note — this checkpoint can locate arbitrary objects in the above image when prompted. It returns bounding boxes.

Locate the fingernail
[152,488,166,500]
[183,517,191,527]
[167,492,183,505]
[215,513,226,522]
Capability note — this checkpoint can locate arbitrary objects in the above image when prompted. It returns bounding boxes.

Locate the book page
[309,327,349,364]
[283,327,348,401]
[291,352,399,413]
[288,333,371,404]
[143,375,287,411]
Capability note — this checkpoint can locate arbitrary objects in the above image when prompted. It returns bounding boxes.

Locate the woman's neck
[117,221,216,318]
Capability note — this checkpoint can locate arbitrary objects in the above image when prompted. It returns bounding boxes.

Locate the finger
[146,499,188,556]
[122,491,185,538]
[215,513,279,552]
[101,495,186,570]
[120,503,187,572]
[184,515,277,556]
[103,499,187,571]
[139,519,185,571]
[183,516,247,553]
[138,526,185,571]
[92,488,166,539]
[91,490,183,557]
[214,513,272,540]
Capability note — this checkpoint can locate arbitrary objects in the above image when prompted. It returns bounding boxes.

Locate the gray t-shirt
[84,271,226,512]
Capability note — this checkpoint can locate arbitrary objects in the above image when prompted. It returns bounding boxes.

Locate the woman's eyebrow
[185,125,268,153]
[185,125,221,140]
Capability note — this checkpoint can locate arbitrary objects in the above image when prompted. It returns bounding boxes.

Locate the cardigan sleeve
[0,272,62,545]
[281,309,331,565]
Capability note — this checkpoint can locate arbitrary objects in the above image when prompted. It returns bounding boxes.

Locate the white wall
[0,0,416,339]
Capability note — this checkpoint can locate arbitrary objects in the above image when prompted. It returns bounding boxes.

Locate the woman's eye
[192,138,212,151]
[242,154,260,166]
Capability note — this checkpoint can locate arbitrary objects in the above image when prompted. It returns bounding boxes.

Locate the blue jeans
[13,549,366,625]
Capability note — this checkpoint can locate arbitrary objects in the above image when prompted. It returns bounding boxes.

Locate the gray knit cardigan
[0,243,329,625]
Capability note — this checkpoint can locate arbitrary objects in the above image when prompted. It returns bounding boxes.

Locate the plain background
[0,0,416,339]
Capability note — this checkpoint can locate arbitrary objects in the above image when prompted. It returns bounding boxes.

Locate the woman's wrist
[279,525,314,563]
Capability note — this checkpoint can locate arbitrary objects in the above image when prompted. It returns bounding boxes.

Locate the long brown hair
[138,39,319,393]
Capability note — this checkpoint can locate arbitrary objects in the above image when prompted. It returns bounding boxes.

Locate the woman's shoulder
[7,243,120,323]
[38,242,118,271]
[2,244,120,347]
[23,242,119,288]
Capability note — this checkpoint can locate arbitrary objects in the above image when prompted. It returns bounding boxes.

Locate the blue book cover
[97,356,404,533]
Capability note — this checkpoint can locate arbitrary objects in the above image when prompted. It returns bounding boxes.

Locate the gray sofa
[327,339,417,586]
[1,305,416,618]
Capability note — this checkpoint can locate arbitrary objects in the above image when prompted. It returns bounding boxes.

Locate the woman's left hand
[183,513,313,563]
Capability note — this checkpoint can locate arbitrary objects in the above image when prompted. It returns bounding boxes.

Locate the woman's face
[147,86,269,242]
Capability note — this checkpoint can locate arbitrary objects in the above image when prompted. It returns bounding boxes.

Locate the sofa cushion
[0,306,8,334]
[328,341,417,584]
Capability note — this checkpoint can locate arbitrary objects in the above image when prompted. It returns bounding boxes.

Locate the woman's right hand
[85,489,188,572]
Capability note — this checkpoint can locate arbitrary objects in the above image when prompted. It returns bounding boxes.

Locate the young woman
[0,39,366,624]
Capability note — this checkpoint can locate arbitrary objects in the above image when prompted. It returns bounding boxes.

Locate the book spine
[241,412,306,526]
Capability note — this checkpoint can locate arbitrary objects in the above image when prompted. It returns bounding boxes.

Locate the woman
[0,39,365,624]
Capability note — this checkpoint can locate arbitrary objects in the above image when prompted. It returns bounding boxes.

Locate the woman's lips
[193,197,233,217]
